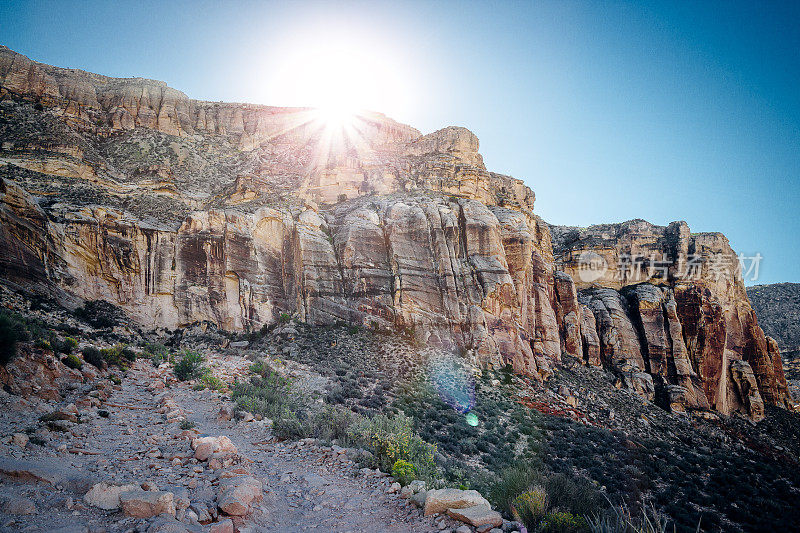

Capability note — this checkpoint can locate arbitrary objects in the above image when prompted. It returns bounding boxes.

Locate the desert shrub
[0,312,22,365]
[539,511,589,533]
[98,410,110,418]
[512,487,549,529]
[34,338,52,351]
[272,413,309,440]
[249,359,267,375]
[279,312,291,324]
[232,366,310,439]
[145,343,171,366]
[199,373,226,391]
[99,344,131,367]
[74,300,123,328]
[120,345,137,362]
[489,462,542,514]
[109,374,122,385]
[179,420,196,430]
[0,310,46,364]
[545,473,605,518]
[587,502,673,533]
[61,354,83,370]
[173,350,206,381]
[82,346,104,368]
[305,404,360,443]
[347,413,437,478]
[63,337,79,354]
[392,459,417,486]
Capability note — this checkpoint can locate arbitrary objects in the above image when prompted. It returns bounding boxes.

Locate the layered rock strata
[0,45,790,420]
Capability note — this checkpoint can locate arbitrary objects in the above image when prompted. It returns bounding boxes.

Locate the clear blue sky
[2,0,798,284]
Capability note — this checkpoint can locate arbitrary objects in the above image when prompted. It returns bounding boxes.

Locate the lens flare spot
[465,412,479,427]
[428,355,476,414]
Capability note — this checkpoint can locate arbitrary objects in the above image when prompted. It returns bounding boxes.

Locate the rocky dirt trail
[164,369,441,532]
[0,358,457,533]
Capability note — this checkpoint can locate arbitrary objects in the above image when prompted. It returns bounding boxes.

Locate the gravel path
[0,359,447,532]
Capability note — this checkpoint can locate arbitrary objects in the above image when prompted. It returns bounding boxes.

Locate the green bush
[199,373,226,391]
[279,312,291,324]
[512,487,549,529]
[63,337,79,355]
[305,404,360,444]
[489,462,542,515]
[34,338,52,351]
[120,345,137,362]
[0,312,22,365]
[179,420,196,430]
[173,350,207,381]
[62,354,83,370]
[272,414,309,440]
[0,310,44,365]
[392,459,417,486]
[249,359,267,375]
[538,511,588,533]
[347,413,437,477]
[233,366,294,417]
[100,343,136,368]
[544,473,605,518]
[82,346,104,368]
[145,343,170,366]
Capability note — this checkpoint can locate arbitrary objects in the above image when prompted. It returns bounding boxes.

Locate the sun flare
[264,25,416,122]
[316,105,358,131]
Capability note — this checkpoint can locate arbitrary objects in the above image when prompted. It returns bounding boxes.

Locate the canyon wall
[0,45,790,419]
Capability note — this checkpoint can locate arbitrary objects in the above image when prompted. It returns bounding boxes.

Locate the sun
[316,104,358,131]
[263,25,415,122]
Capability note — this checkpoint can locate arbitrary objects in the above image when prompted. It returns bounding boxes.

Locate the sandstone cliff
[0,45,790,420]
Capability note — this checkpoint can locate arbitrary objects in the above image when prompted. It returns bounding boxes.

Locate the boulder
[208,519,234,533]
[119,489,175,518]
[217,475,262,516]
[447,504,503,528]
[84,481,141,510]
[424,488,490,516]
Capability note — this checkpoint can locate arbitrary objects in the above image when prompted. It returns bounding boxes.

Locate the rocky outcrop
[0,46,790,420]
[551,220,792,419]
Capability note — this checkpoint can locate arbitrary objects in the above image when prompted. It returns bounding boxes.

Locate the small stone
[11,433,29,448]
[411,490,427,508]
[236,411,254,423]
[2,496,37,515]
[387,482,401,494]
[208,518,234,533]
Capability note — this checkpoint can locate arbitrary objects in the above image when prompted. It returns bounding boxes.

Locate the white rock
[84,481,141,510]
[424,488,491,516]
